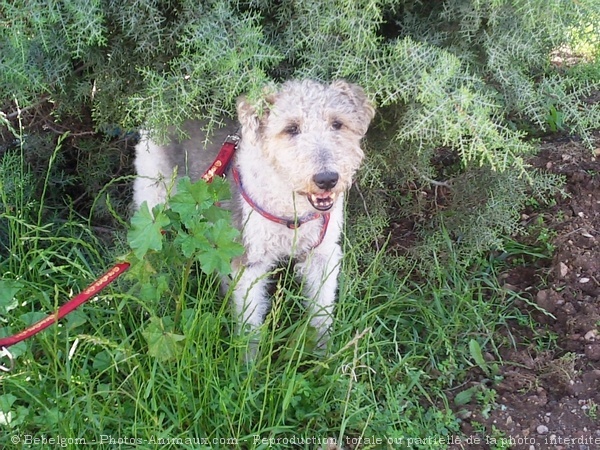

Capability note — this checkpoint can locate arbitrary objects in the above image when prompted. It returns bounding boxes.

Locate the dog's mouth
[307,192,337,211]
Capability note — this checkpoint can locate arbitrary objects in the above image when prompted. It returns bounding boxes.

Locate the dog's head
[237,80,375,212]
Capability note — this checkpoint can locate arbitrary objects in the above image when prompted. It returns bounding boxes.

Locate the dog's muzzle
[308,172,339,211]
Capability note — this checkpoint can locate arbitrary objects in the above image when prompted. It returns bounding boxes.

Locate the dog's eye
[283,124,300,136]
[331,120,343,130]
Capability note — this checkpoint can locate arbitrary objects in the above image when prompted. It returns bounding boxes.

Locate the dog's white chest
[241,211,326,261]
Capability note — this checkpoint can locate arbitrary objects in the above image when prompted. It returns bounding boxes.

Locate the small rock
[537,424,549,435]
[584,330,599,341]
[558,262,569,278]
[579,277,590,283]
[536,289,556,313]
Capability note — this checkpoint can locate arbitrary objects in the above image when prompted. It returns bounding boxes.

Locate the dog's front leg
[231,260,273,357]
[296,243,342,350]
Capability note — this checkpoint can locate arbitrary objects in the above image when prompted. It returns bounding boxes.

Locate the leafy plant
[546,104,566,132]
[126,175,243,361]
[128,176,243,275]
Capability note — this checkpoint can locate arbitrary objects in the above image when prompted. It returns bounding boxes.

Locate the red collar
[201,135,330,247]
[231,167,330,248]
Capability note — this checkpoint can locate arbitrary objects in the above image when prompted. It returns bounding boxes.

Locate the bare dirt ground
[451,132,600,450]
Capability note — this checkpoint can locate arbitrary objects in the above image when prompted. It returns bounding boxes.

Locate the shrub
[1,0,599,263]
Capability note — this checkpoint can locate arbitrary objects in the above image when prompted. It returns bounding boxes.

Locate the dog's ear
[236,84,278,143]
[236,96,260,142]
[330,80,376,136]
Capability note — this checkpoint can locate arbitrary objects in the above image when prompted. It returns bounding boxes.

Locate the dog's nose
[313,171,339,190]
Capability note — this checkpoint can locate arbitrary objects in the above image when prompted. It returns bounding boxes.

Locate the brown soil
[450,133,600,450]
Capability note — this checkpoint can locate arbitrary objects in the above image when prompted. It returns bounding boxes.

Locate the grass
[0,132,526,449]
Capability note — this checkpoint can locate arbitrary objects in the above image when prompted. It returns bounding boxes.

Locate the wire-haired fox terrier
[133,79,375,353]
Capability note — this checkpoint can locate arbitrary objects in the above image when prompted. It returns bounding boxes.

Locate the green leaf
[33,407,60,427]
[197,219,244,275]
[170,177,213,222]
[454,386,478,406]
[66,309,88,330]
[92,350,112,371]
[209,176,233,202]
[138,274,170,303]
[0,393,17,411]
[0,394,21,428]
[92,350,126,371]
[171,177,233,226]
[128,202,170,259]
[469,338,489,375]
[210,219,244,256]
[202,203,233,224]
[0,280,23,314]
[142,317,185,362]
[174,223,212,259]
[20,311,47,326]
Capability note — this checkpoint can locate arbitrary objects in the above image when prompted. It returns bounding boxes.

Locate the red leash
[0,263,130,349]
[0,136,240,371]
[201,136,238,183]
[0,263,130,372]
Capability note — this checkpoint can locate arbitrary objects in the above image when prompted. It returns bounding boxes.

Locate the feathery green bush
[1,0,598,262]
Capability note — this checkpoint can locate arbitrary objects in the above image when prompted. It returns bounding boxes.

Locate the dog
[133,79,374,354]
